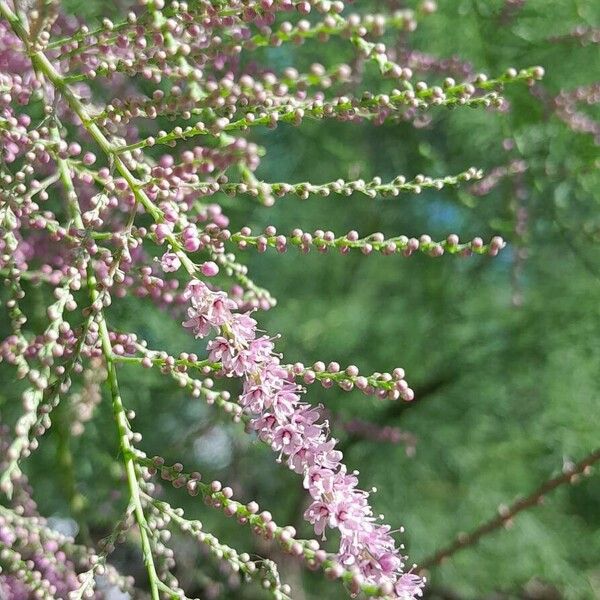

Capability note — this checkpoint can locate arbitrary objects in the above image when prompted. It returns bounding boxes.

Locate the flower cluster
[183,279,424,598]
[0,495,132,600]
[228,228,506,257]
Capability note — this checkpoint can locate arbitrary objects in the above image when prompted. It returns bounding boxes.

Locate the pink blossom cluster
[0,19,38,163]
[0,525,80,599]
[183,279,424,598]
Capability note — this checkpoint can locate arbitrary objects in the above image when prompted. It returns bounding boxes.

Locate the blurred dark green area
[1,0,600,598]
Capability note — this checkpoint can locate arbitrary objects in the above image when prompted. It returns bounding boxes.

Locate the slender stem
[113,351,409,396]
[113,353,218,371]
[90,269,161,600]
[60,119,163,599]
[418,448,600,570]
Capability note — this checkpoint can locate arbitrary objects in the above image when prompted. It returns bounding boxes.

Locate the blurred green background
[1,0,600,598]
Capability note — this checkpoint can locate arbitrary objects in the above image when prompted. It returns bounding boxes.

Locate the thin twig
[418,448,600,570]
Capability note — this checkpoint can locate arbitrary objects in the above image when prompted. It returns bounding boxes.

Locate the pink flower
[245,336,275,362]
[379,552,402,574]
[304,500,331,536]
[160,252,181,272]
[200,261,219,277]
[395,573,425,599]
[252,413,278,439]
[183,280,238,337]
[183,311,213,338]
[239,382,269,412]
[230,312,258,342]
[271,423,303,460]
[270,385,298,420]
[155,223,172,243]
[303,466,336,498]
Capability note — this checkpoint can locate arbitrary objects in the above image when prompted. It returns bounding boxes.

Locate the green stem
[91,269,161,600]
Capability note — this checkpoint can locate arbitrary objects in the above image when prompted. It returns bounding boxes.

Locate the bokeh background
[1,0,599,598]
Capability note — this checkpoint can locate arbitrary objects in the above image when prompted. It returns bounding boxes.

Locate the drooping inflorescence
[2,0,592,599]
[181,278,423,596]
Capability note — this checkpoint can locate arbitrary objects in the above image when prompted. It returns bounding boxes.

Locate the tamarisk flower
[183,280,424,598]
[160,251,181,272]
[0,504,132,599]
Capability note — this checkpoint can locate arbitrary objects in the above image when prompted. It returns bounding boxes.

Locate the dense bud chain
[0,0,592,599]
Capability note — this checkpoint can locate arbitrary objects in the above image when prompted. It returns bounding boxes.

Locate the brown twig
[418,448,600,571]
